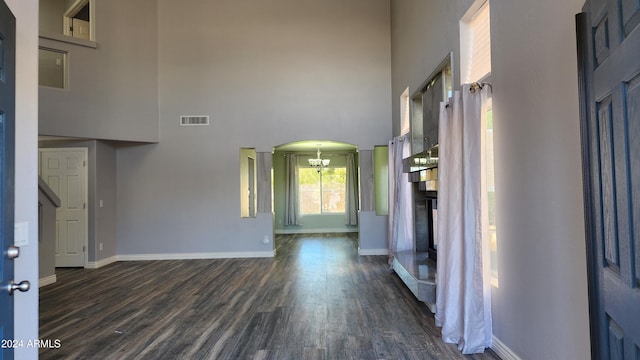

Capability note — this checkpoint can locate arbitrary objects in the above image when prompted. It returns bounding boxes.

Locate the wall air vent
[180,115,210,126]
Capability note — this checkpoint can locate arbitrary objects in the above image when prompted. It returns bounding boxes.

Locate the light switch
[14,222,28,246]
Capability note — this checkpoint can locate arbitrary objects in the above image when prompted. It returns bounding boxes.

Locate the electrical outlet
[262,235,270,244]
[99,243,103,251]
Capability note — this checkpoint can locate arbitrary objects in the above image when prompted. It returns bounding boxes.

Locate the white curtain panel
[345,153,359,226]
[435,84,492,354]
[284,154,300,226]
[387,135,414,265]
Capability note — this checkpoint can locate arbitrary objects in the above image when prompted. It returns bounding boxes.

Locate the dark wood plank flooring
[39,233,500,360]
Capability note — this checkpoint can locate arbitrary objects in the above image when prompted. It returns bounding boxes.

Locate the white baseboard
[491,335,522,360]
[117,250,275,261]
[39,274,57,287]
[86,255,119,269]
[359,248,388,256]
[274,228,358,234]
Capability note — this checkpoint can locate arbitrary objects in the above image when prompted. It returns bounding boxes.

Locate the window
[460,0,491,84]
[462,0,498,286]
[299,167,346,214]
[400,87,411,135]
[483,101,498,283]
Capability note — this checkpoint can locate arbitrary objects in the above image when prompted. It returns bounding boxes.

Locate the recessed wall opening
[272,140,359,237]
[63,0,93,40]
[240,148,257,218]
[38,47,67,89]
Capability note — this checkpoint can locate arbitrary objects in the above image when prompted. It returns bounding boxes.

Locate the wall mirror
[240,148,257,218]
[410,52,453,155]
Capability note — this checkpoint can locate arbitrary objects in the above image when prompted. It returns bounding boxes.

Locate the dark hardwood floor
[39,233,500,360]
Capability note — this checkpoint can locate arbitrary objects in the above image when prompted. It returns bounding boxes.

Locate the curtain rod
[444,82,493,108]
[470,82,492,93]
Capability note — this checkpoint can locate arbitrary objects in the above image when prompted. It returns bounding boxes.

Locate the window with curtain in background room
[298,167,346,215]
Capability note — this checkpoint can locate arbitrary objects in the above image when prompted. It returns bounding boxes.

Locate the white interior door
[39,148,88,267]
[71,18,90,40]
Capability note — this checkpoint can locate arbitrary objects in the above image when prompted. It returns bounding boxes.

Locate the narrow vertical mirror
[240,148,257,218]
[373,145,389,216]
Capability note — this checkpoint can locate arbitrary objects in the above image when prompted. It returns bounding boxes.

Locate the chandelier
[308,144,330,172]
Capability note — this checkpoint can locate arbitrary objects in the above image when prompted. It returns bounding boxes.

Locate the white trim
[358,248,388,256]
[117,251,275,261]
[39,33,97,49]
[274,228,358,234]
[39,274,57,287]
[491,335,522,360]
[85,255,118,269]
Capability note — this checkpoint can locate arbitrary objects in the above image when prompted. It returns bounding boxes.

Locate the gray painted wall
[39,0,65,36]
[116,0,391,256]
[8,0,40,358]
[391,0,590,358]
[95,141,117,262]
[38,0,159,142]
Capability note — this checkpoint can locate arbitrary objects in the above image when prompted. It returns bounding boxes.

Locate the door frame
[0,0,16,356]
[62,0,95,41]
[39,147,89,268]
[576,11,602,359]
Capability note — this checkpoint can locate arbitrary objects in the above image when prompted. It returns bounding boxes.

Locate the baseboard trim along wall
[86,255,119,269]
[117,251,275,261]
[491,335,522,360]
[358,248,388,256]
[39,274,57,287]
[274,228,359,234]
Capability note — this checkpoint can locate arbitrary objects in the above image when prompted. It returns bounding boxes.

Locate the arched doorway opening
[272,140,359,244]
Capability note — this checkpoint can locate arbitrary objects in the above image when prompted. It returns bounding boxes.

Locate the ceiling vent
[180,115,210,126]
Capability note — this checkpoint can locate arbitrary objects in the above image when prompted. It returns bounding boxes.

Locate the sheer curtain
[345,153,358,226]
[388,135,413,264]
[435,84,492,354]
[284,154,300,226]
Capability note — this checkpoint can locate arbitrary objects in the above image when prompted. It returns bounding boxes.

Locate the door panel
[578,0,640,356]
[71,18,90,40]
[0,1,16,358]
[39,149,87,267]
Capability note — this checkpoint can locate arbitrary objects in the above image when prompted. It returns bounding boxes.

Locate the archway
[272,140,359,240]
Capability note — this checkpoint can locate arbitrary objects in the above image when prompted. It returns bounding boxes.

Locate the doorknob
[6,245,20,259]
[7,280,30,295]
